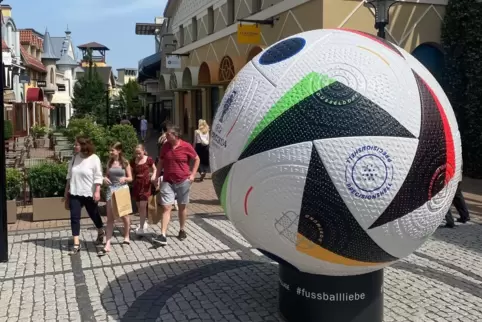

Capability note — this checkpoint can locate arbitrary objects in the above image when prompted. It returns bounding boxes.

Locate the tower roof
[77,42,109,50]
[42,30,59,60]
[57,53,78,67]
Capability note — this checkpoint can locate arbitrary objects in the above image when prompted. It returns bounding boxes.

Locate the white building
[42,28,79,127]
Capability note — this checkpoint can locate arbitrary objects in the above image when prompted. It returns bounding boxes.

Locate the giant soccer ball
[209,29,462,276]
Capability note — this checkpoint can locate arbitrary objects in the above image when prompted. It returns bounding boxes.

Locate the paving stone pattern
[1,212,482,322]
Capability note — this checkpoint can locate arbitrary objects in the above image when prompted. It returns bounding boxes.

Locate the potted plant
[31,124,48,148]
[29,162,86,221]
[4,120,13,152]
[6,168,22,224]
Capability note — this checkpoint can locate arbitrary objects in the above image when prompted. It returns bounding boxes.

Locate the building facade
[19,28,49,133]
[161,0,447,141]
[1,4,24,134]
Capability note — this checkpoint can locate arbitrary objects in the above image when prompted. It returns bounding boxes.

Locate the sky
[5,0,168,76]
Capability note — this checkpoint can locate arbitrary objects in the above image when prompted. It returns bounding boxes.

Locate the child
[99,142,133,256]
[131,144,157,236]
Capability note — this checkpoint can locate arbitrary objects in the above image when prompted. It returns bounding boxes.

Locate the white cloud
[67,0,167,21]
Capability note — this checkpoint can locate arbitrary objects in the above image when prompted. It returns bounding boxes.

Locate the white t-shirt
[194,130,209,145]
[67,153,103,197]
[141,119,148,131]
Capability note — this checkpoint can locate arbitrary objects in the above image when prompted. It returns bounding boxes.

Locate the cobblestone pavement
[2,133,482,321]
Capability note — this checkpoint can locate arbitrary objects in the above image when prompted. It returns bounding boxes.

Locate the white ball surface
[209,29,462,276]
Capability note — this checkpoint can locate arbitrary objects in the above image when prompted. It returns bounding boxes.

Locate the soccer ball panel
[312,137,418,230]
[210,61,274,173]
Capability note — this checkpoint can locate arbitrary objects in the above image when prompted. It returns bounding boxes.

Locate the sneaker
[178,230,187,241]
[135,223,149,236]
[152,234,167,246]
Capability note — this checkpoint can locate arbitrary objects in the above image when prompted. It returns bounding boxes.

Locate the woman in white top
[193,119,210,182]
[64,136,105,255]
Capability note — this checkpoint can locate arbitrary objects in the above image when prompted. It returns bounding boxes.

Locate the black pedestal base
[279,264,384,322]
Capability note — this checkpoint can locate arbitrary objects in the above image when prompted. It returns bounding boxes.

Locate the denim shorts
[159,179,191,205]
[106,184,128,201]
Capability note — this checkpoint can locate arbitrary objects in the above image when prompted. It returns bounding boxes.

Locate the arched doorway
[198,61,219,85]
[411,43,444,84]
[182,67,193,88]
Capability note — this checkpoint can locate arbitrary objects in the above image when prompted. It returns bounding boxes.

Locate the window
[252,0,262,13]
[191,17,198,42]
[227,0,235,25]
[207,6,214,35]
[179,24,184,47]
[50,68,55,84]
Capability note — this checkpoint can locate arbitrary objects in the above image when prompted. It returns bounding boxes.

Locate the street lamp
[366,0,399,39]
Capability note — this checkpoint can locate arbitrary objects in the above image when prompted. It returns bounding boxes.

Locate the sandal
[95,229,105,245]
[69,244,81,255]
[122,240,131,245]
[97,249,109,257]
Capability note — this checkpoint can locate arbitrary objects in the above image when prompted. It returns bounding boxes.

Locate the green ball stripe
[243,72,336,150]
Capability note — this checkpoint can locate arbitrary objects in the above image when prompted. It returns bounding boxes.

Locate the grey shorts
[159,179,191,205]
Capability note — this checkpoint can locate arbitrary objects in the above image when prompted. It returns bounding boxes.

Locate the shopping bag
[112,186,133,218]
[148,185,162,225]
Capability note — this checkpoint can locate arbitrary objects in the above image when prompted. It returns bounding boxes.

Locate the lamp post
[0,0,8,263]
[366,0,399,39]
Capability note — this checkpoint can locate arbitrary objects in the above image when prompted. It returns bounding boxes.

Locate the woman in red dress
[130,144,156,237]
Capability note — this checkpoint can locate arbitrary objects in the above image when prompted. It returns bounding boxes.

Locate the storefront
[165,0,447,128]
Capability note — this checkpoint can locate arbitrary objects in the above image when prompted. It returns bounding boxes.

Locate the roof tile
[20,46,46,73]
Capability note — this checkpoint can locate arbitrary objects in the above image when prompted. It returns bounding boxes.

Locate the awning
[138,52,161,83]
[26,88,44,103]
[4,90,16,102]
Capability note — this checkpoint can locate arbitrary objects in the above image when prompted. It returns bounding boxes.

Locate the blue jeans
[69,194,103,236]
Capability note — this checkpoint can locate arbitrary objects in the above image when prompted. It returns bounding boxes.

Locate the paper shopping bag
[112,186,133,218]
[147,192,162,225]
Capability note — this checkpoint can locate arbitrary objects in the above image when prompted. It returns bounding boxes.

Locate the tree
[442,0,482,177]
[71,48,108,124]
[118,79,142,116]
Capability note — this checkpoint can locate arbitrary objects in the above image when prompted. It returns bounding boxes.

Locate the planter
[32,197,88,221]
[7,200,17,224]
[34,138,46,148]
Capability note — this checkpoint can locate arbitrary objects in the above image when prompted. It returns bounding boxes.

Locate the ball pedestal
[278,264,384,322]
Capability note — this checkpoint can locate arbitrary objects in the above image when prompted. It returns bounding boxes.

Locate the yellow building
[161,0,447,141]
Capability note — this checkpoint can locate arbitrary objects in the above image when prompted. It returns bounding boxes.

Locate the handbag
[112,186,133,218]
[64,154,77,210]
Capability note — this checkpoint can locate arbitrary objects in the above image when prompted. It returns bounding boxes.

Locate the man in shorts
[152,125,200,245]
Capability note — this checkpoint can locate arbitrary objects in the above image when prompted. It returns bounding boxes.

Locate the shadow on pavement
[100,259,282,322]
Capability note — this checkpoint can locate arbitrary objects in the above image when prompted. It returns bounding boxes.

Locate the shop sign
[19,74,30,84]
[166,55,181,69]
[57,84,66,91]
[36,80,46,87]
[237,24,261,45]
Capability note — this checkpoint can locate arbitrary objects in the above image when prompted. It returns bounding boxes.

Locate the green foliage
[65,116,109,161]
[6,168,23,200]
[118,80,141,116]
[29,162,68,198]
[4,120,13,140]
[30,124,48,139]
[106,124,139,160]
[72,65,108,124]
[442,0,482,177]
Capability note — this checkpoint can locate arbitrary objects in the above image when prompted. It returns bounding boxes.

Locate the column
[174,91,181,127]
[201,88,208,121]
[218,86,225,100]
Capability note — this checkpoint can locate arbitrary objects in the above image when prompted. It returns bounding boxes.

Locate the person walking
[193,119,210,182]
[64,136,105,255]
[131,144,157,236]
[99,142,133,256]
[153,125,200,246]
[140,115,148,142]
[445,182,470,228]
[157,121,178,210]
